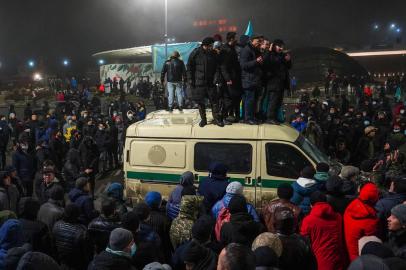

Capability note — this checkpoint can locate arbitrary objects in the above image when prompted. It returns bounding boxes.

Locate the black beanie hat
[202,37,215,46]
[326,175,344,194]
[277,183,294,200]
[228,194,247,214]
[192,215,214,242]
[317,162,330,172]
[301,166,316,179]
[273,39,285,47]
[254,246,279,267]
[361,241,394,259]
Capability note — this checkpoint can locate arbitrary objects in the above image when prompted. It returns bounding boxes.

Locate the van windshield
[295,135,329,164]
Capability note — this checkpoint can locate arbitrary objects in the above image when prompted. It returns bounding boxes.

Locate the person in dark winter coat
[18,197,52,254]
[274,207,317,270]
[95,123,111,172]
[37,185,65,231]
[16,251,61,270]
[62,148,84,191]
[386,204,406,259]
[167,171,196,220]
[161,50,187,111]
[88,198,121,254]
[182,240,218,270]
[187,37,224,127]
[262,39,292,124]
[240,34,264,124]
[261,183,302,233]
[344,182,380,261]
[0,219,28,269]
[53,203,92,270]
[78,136,99,196]
[106,182,128,218]
[172,215,221,270]
[300,191,347,270]
[48,130,66,172]
[325,175,353,214]
[0,171,20,213]
[219,32,242,122]
[376,177,406,223]
[5,166,25,198]
[68,177,99,225]
[37,166,64,205]
[133,202,161,248]
[144,191,172,262]
[12,140,35,196]
[88,228,136,270]
[198,162,229,212]
[291,166,322,215]
[220,194,263,246]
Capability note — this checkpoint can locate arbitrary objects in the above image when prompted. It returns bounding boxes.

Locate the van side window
[266,143,311,179]
[194,143,252,174]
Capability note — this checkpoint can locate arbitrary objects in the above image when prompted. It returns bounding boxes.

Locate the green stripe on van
[126,171,294,188]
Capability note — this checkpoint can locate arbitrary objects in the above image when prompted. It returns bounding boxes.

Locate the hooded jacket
[62,148,83,185]
[198,165,229,212]
[0,219,24,268]
[301,202,347,270]
[211,193,260,222]
[344,183,380,261]
[262,199,302,233]
[170,195,203,249]
[291,177,322,215]
[37,199,64,231]
[167,172,195,220]
[68,188,99,225]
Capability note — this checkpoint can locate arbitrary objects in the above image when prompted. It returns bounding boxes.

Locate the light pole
[164,0,168,60]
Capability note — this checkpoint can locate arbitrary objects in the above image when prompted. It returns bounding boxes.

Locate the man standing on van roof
[161,50,187,112]
[187,37,224,127]
[198,162,229,212]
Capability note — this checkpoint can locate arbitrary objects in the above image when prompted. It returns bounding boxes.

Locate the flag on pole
[244,21,253,37]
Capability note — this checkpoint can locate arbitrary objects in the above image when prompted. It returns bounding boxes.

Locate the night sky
[0,0,405,74]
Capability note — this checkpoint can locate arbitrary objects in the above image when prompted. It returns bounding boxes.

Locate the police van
[123,109,335,207]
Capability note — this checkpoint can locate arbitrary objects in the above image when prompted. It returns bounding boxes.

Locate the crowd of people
[0,30,405,269]
[161,32,292,127]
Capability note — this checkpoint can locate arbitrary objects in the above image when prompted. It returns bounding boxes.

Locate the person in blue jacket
[211,181,259,222]
[291,166,322,215]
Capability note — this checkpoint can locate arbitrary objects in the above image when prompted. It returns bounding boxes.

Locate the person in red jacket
[301,191,348,270]
[344,182,380,261]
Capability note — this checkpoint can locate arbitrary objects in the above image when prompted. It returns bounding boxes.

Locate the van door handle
[257,176,262,186]
[245,176,252,185]
[126,150,130,163]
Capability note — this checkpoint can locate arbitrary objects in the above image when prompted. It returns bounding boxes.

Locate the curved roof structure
[290,47,369,84]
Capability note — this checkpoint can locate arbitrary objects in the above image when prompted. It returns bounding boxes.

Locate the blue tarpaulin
[152,42,200,73]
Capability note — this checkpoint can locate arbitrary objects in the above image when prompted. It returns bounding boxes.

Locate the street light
[396,28,401,33]
[28,60,35,68]
[390,23,396,29]
[373,24,379,30]
[33,73,42,81]
[164,0,168,60]
[63,59,69,66]
[98,59,105,65]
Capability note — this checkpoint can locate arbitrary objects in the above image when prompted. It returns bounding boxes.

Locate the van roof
[126,109,300,141]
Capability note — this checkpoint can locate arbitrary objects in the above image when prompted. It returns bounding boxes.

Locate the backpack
[214,202,231,242]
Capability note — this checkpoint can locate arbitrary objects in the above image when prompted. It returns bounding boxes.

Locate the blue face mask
[130,243,137,257]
